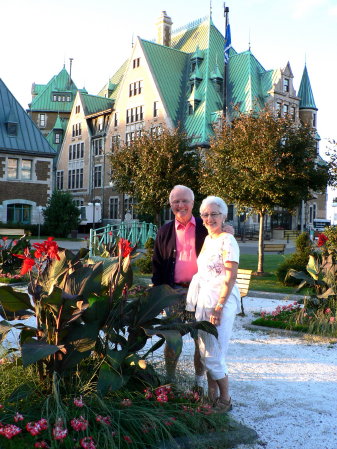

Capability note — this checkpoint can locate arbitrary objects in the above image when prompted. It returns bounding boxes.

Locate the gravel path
[174,296,337,449]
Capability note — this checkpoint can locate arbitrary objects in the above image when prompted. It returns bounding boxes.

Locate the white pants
[198,295,237,380]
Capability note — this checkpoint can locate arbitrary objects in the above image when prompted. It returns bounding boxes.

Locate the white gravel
[171,296,337,449]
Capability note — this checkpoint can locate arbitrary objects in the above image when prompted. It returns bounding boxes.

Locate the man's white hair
[169,185,195,203]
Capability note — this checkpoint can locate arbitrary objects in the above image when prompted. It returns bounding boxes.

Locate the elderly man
[152,185,234,387]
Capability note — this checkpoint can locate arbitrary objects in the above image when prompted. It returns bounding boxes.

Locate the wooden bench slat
[0,229,25,236]
[237,268,253,315]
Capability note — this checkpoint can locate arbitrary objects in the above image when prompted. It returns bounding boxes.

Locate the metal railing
[89,221,157,257]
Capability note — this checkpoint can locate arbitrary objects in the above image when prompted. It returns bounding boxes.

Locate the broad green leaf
[143,328,182,356]
[81,295,110,324]
[22,341,61,366]
[97,362,128,395]
[59,349,91,372]
[142,337,165,359]
[306,255,319,280]
[66,263,103,300]
[0,320,12,343]
[0,286,33,312]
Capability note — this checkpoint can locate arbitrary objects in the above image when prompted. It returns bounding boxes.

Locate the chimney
[156,11,173,47]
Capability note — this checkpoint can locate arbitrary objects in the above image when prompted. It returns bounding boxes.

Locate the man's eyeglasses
[171,200,191,205]
[200,213,222,218]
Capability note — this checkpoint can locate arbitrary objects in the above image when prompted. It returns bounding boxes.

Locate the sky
[2,0,337,211]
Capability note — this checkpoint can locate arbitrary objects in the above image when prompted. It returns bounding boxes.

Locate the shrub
[276,232,313,286]
[43,191,80,238]
[135,237,154,274]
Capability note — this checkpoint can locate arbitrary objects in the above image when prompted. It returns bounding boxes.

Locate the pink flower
[120,398,132,407]
[123,435,132,444]
[95,415,111,425]
[52,420,68,440]
[73,396,85,407]
[0,424,22,439]
[330,317,335,323]
[34,441,49,448]
[13,412,24,422]
[26,419,48,436]
[70,416,88,431]
[80,436,96,449]
[325,308,332,314]
[156,394,168,403]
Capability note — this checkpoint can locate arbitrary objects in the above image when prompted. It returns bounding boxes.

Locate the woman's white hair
[169,185,194,203]
[200,196,228,219]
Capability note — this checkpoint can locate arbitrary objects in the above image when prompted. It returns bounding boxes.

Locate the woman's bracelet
[215,302,224,309]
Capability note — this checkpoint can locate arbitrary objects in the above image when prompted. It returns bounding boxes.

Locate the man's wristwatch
[216,302,224,309]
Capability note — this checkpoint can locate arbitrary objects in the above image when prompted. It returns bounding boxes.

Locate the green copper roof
[191,46,204,60]
[141,39,189,125]
[29,66,87,112]
[189,63,203,81]
[298,65,317,110]
[80,92,114,116]
[210,64,223,80]
[0,78,56,156]
[97,59,129,100]
[228,50,267,114]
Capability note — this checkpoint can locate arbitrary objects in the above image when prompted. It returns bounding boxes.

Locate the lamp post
[38,206,43,239]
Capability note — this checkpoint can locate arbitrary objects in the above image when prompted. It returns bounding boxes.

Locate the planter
[272,229,284,239]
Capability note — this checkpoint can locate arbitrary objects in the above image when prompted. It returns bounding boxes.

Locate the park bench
[0,228,26,237]
[236,268,253,316]
[284,230,299,242]
[263,243,286,254]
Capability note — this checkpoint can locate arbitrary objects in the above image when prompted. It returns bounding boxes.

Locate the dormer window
[6,122,18,136]
[283,78,289,93]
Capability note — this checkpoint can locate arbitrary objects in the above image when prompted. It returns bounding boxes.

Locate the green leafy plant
[0,236,31,275]
[0,237,217,397]
[43,191,81,238]
[135,237,154,274]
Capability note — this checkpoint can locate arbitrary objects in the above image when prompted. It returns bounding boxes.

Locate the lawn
[239,254,298,295]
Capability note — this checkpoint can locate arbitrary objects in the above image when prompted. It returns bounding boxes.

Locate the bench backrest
[0,229,25,236]
[237,268,253,298]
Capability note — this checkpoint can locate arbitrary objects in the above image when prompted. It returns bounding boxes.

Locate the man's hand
[223,224,234,235]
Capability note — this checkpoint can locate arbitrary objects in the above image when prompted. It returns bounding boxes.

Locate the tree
[110,127,201,225]
[201,107,329,274]
[43,191,81,237]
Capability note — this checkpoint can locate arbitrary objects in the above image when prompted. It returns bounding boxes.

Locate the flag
[224,23,232,64]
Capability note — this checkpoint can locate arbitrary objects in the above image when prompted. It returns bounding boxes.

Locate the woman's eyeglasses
[200,213,222,218]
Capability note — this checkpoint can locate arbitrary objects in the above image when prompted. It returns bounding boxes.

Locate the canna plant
[0,237,216,395]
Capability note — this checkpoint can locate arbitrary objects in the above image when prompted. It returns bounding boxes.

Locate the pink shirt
[174,216,198,283]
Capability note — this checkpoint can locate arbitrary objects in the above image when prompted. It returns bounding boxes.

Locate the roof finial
[210,0,212,18]
[248,28,251,51]
[131,33,134,48]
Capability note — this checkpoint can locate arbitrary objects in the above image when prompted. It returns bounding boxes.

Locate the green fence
[89,221,157,256]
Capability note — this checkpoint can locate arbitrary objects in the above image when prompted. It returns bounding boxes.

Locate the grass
[239,254,299,294]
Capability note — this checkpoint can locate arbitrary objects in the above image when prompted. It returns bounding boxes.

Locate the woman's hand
[210,309,222,326]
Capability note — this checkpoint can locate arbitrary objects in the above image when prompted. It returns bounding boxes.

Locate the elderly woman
[186,196,240,411]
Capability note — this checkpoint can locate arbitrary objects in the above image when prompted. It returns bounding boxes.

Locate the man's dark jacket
[152,217,208,286]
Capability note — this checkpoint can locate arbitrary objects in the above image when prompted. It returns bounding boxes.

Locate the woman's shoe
[213,396,233,412]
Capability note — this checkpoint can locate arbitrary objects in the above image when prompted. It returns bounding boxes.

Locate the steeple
[298,65,317,110]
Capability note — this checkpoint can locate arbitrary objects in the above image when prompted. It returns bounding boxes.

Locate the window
[111,135,121,150]
[283,78,289,93]
[68,168,83,189]
[21,160,32,180]
[188,103,194,115]
[132,57,140,68]
[313,113,317,128]
[124,196,137,219]
[8,158,18,179]
[75,105,81,114]
[126,106,143,124]
[56,171,64,190]
[109,197,119,219]
[54,132,62,144]
[125,132,135,146]
[114,113,118,127]
[276,102,281,117]
[94,165,102,187]
[227,205,234,222]
[153,101,159,117]
[93,138,103,156]
[150,126,162,137]
[7,203,31,224]
[291,106,296,120]
[52,92,72,102]
[6,122,18,136]
[283,104,289,116]
[39,114,46,128]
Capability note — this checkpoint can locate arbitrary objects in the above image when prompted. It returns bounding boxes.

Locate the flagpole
[223,3,229,119]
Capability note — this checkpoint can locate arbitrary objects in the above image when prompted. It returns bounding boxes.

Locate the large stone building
[55,12,326,231]
[0,79,56,225]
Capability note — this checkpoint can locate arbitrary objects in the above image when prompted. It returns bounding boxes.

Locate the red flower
[118,238,133,258]
[317,233,328,247]
[33,237,60,261]
[13,248,36,275]
[70,416,88,431]
[2,237,8,241]
[80,436,96,449]
[123,435,132,444]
